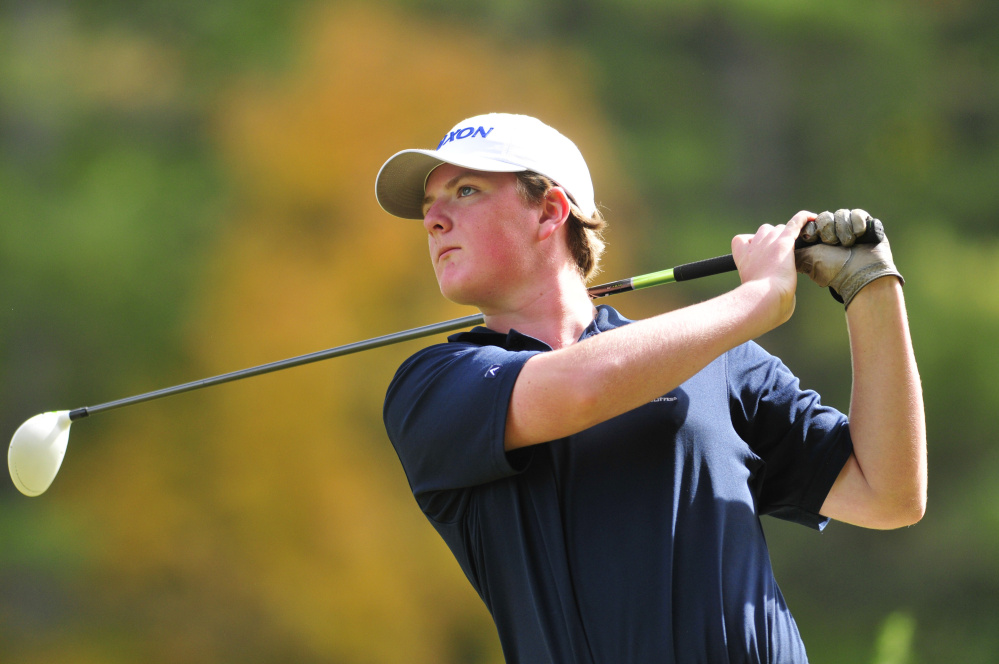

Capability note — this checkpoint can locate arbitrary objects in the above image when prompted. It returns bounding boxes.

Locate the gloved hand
[795,209,904,308]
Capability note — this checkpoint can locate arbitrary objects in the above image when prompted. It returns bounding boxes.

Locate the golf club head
[8,411,72,497]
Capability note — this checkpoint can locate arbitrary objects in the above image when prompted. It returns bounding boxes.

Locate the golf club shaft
[66,255,739,421]
[67,219,884,422]
[68,312,487,421]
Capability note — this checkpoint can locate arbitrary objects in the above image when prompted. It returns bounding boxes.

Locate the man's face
[422,164,543,309]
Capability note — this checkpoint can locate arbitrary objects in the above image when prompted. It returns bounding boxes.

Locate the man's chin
[439,288,476,307]
[437,280,483,308]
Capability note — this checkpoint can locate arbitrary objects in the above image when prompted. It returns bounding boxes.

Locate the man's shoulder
[389,328,541,391]
[723,339,791,379]
[391,339,482,382]
[589,304,632,334]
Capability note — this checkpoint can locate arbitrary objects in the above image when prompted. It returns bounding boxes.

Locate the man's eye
[457,186,476,197]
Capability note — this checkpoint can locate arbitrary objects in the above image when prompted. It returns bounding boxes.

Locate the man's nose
[423,200,452,233]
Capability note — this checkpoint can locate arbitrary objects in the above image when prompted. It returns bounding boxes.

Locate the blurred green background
[2,1,997,662]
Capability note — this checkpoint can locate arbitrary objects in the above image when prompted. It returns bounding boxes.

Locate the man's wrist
[728,279,795,340]
[843,274,904,313]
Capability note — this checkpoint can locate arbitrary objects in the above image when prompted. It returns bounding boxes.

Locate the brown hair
[515,172,607,281]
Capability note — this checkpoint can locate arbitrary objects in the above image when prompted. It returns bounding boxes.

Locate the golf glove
[796,209,904,308]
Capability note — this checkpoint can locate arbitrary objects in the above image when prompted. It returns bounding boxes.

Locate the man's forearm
[504,280,784,450]
[823,277,927,527]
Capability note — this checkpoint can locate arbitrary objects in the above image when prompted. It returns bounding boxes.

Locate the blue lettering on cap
[437,126,495,150]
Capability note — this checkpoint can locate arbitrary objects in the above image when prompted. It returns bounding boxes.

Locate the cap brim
[375,149,526,219]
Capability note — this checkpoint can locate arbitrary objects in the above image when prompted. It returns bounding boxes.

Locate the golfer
[377,113,926,663]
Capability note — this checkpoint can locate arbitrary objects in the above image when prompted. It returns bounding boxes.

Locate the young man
[377,113,925,663]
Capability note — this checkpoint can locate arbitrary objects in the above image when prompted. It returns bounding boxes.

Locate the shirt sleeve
[383,341,540,507]
[726,341,854,530]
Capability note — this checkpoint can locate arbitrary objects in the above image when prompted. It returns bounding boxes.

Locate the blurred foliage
[2,0,998,662]
[871,611,916,664]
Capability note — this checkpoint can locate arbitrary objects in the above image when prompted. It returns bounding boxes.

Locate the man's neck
[480,267,596,350]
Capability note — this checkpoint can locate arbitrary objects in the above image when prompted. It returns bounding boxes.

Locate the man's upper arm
[818,453,878,526]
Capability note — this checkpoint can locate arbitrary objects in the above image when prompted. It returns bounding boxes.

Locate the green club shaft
[588,254,737,298]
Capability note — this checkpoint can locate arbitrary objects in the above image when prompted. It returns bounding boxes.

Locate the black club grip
[672,254,738,282]
[794,218,884,249]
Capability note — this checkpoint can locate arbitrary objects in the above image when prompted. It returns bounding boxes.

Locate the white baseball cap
[375,113,596,219]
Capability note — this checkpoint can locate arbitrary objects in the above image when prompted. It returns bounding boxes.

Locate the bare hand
[732,210,816,328]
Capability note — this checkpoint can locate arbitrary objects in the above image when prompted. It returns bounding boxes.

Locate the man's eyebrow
[422,173,468,210]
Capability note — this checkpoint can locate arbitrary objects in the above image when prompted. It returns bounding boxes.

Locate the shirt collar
[447,304,631,351]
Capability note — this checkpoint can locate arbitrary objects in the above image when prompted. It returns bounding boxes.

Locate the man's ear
[537,186,572,241]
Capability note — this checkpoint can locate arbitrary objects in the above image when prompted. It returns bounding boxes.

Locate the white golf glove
[796,209,904,308]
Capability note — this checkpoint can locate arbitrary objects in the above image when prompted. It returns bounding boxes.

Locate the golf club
[7,219,883,497]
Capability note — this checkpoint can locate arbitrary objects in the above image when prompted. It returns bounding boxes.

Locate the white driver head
[8,411,72,497]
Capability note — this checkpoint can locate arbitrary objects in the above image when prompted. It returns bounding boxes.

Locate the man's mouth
[437,246,459,262]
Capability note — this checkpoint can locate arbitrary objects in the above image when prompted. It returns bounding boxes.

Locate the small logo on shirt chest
[485,365,501,378]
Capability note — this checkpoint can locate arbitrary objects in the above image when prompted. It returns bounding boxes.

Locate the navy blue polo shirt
[384,305,852,663]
